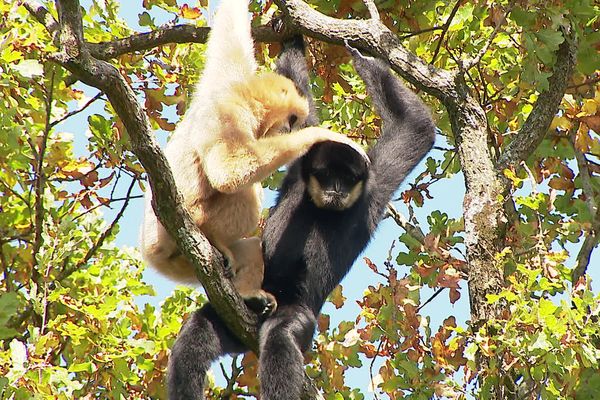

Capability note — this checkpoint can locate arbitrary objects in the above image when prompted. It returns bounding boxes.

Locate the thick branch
[32,0,260,352]
[22,0,59,36]
[275,0,455,100]
[497,29,577,172]
[87,24,288,60]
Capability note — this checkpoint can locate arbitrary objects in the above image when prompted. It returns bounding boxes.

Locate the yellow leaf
[180,4,201,19]
[581,98,598,115]
[549,115,571,131]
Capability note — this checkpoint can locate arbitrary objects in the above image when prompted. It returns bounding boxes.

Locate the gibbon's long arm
[275,36,319,127]
[199,0,256,93]
[347,45,436,225]
[203,127,368,194]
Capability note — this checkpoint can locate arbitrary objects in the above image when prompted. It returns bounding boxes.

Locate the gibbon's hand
[297,126,370,164]
[202,128,369,194]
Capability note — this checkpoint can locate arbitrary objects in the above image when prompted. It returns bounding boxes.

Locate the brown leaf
[328,285,346,309]
[449,287,461,304]
[363,257,378,273]
[580,115,600,133]
[317,314,330,333]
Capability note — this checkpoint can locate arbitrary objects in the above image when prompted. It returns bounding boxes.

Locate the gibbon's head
[302,141,369,211]
[250,72,310,137]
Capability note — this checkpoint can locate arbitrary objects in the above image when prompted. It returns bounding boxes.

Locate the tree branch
[87,24,288,60]
[22,0,59,37]
[274,0,455,100]
[386,203,425,243]
[497,28,577,172]
[569,122,600,282]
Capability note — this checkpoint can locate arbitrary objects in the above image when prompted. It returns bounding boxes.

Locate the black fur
[167,39,435,400]
[275,36,319,127]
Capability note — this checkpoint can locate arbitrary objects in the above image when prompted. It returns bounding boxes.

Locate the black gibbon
[139,0,367,311]
[167,40,436,399]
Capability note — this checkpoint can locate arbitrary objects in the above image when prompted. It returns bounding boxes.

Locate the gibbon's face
[302,142,369,211]
[253,72,309,137]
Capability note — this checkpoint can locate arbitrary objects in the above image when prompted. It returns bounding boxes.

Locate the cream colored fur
[140,0,366,302]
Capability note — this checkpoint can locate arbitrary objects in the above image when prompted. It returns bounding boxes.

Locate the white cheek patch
[307,176,327,208]
[340,181,364,209]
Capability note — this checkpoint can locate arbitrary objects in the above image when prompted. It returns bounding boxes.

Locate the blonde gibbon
[139,0,366,313]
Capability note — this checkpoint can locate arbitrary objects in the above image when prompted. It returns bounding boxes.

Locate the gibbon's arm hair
[349,45,436,227]
[201,125,366,194]
[275,36,320,127]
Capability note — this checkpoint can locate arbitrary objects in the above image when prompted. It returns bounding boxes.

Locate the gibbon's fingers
[203,132,367,194]
[344,41,374,61]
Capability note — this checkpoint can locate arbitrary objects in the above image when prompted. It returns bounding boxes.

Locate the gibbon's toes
[344,40,360,56]
[345,42,374,61]
[243,290,278,318]
[262,292,278,318]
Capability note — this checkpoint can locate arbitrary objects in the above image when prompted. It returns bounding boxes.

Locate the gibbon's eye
[288,114,298,128]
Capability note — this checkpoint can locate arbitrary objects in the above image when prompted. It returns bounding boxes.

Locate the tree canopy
[1,0,599,399]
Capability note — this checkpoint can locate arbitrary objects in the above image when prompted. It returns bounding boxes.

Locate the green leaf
[1,47,23,63]
[535,30,564,50]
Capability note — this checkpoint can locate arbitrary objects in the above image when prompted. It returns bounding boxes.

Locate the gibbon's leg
[203,127,368,194]
[258,305,316,400]
[169,305,246,400]
[229,237,277,315]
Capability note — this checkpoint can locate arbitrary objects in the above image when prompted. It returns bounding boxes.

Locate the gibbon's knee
[258,306,316,399]
[169,306,246,400]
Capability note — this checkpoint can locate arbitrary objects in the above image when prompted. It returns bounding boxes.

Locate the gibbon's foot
[243,290,277,318]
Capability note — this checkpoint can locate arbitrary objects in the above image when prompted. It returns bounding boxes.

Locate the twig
[399,26,444,39]
[362,0,380,20]
[369,340,384,400]
[49,92,104,128]
[430,0,463,65]
[57,177,137,280]
[567,73,600,90]
[386,203,425,242]
[464,1,516,70]
[416,288,446,312]
[31,69,55,280]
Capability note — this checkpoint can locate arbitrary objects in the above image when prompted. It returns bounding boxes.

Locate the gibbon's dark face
[302,142,369,211]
